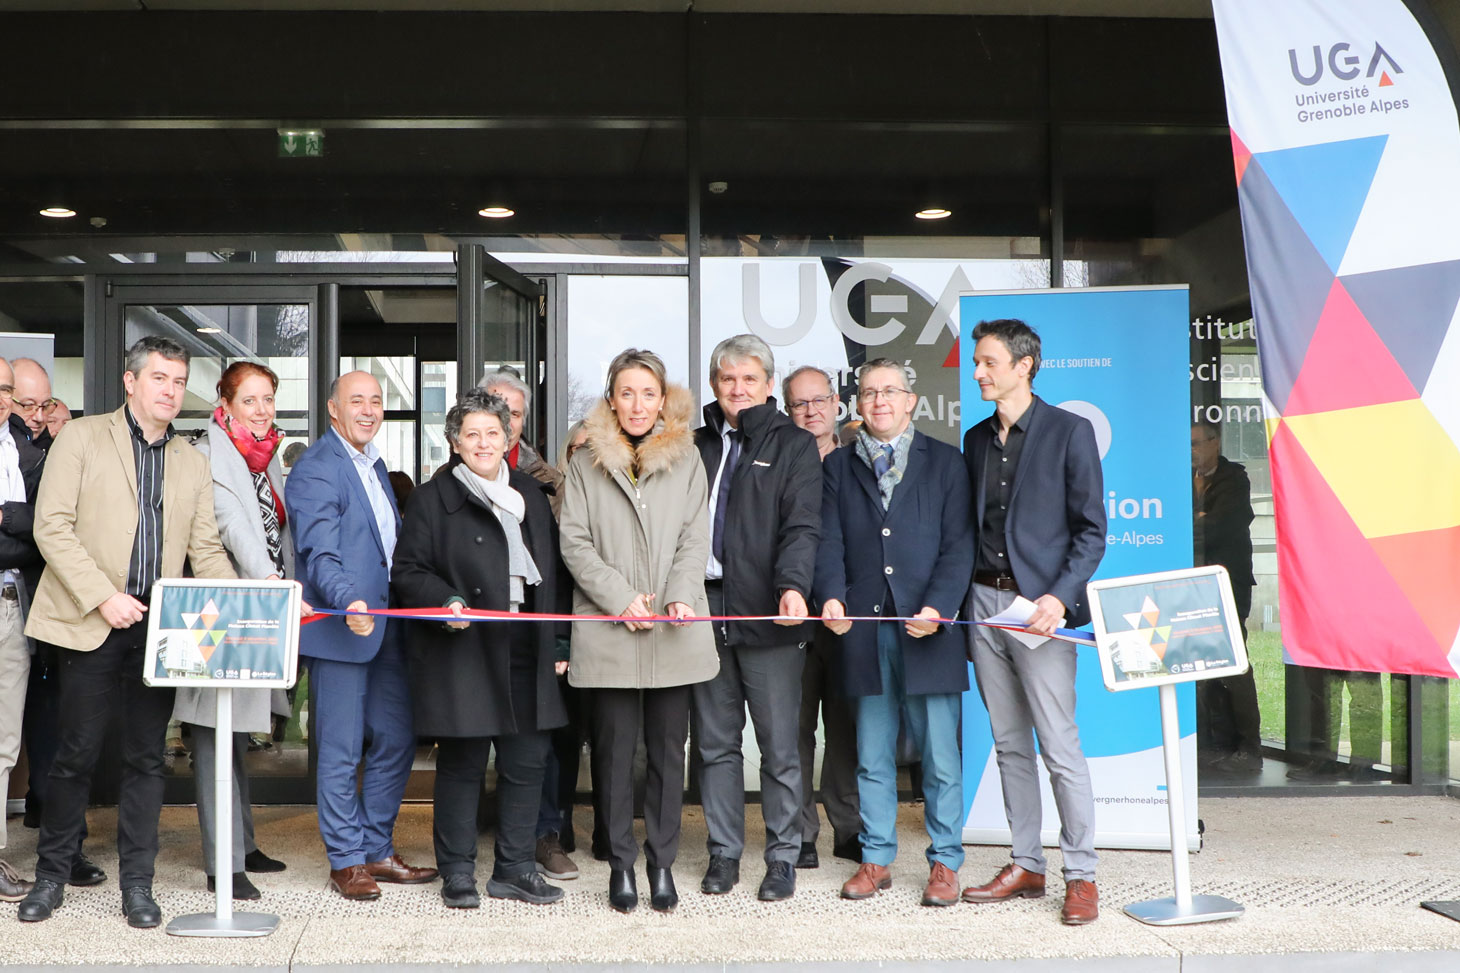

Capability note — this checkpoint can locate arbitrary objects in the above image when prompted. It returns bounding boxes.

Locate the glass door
[103,284,318,804]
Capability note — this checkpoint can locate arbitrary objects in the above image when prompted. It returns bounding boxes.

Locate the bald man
[10,360,55,449]
[285,372,435,901]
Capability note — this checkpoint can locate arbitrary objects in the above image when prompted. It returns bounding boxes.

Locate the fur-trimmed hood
[580,384,696,478]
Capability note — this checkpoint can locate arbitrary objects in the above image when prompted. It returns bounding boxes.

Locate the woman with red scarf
[172,361,294,900]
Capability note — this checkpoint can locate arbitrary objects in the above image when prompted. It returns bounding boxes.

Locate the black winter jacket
[695,398,821,646]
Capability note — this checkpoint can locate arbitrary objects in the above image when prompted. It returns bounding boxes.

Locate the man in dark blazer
[286,370,436,902]
[815,358,973,909]
[960,318,1107,925]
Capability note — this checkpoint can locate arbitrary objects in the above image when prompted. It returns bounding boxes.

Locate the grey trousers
[968,584,1098,882]
[797,629,860,845]
[187,726,258,876]
[693,585,804,865]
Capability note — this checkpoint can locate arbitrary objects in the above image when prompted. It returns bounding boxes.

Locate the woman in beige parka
[558,348,717,916]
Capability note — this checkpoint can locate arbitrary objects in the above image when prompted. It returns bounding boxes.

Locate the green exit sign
[278,129,324,158]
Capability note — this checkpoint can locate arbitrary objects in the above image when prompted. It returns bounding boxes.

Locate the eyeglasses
[14,397,57,415]
[0,386,13,402]
[857,386,910,404]
[788,394,835,414]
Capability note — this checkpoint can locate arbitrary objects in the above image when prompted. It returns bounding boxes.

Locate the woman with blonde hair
[558,349,716,914]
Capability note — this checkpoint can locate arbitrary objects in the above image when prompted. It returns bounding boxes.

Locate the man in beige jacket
[17,336,235,929]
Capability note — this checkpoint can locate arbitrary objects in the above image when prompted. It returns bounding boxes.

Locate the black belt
[1,584,18,601]
[704,578,723,588]
[974,571,1019,592]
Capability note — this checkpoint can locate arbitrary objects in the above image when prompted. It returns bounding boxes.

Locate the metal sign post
[1123,682,1244,926]
[166,688,279,938]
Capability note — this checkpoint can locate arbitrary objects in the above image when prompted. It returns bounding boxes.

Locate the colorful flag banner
[1212,0,1460,677]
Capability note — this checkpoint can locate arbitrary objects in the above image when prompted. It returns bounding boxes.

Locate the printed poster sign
[1088,566,1251,692]
[959,285,1199,852]
[144,579,301,688]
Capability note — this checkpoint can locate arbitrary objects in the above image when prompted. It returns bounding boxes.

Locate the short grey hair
[125,335,190,377]
[480,367,531,411]
[445,387,511,448]
[781,364,835,407]
[857,357,911,389]
[709,334,775,384]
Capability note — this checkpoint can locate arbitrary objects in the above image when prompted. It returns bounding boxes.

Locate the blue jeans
[855,622,964,870]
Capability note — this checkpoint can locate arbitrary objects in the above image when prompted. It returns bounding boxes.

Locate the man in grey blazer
[960,319,1107,925]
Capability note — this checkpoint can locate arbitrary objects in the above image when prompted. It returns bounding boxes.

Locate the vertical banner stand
[166,689,280,938]
[1124,683,1243,926]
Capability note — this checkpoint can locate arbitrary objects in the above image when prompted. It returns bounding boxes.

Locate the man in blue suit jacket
[815,358,973,909]
[286,371,437,901]
[959,319,1106,926]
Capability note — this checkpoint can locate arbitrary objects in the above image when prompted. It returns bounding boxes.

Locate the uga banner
[959,286,1198,852]
[1213,1,1460,677]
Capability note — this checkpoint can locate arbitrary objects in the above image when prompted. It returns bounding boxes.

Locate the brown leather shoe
[921,861,959,907]
[365,853,439,885]
[329,865,381,901]
[840,862,892,900]
[960,863,1046,903]
[1061,879,1099,924]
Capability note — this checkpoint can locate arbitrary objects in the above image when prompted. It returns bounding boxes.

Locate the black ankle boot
[647,865,677,912]
[608,867,637,913]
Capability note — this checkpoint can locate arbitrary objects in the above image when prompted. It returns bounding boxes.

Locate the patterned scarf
[214,407,285,572]
[855,426,913,510]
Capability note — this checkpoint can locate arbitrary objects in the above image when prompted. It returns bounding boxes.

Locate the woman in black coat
[391,388,568,910]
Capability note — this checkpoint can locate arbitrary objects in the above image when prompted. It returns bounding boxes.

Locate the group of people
[2,317,1111,929]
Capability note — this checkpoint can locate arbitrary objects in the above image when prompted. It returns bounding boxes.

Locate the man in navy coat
[959,319,1107,925]
[815,358,973,908]
[286,371,437,901]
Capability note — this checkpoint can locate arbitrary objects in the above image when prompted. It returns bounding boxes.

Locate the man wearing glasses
[11,359,63,451]
[783,366,860,870]
[816,358,973,908]
[0,360,47,903]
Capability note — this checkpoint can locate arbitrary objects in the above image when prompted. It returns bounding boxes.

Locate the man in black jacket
[0,357,47,900]
[1192,421,1262,774]
[694,334,821,903]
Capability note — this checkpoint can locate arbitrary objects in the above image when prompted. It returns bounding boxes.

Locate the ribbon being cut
[300,603,1096,645]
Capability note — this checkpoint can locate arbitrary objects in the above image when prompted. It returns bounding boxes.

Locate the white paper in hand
[982,595,1065,650]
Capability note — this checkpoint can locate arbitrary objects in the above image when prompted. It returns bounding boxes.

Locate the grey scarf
[452,462,542,610]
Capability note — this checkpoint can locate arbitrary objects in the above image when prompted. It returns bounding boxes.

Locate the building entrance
[82,253,547,808]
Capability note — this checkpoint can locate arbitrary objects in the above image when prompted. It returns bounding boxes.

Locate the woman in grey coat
[559,348,717,914]
[172,361,292,899]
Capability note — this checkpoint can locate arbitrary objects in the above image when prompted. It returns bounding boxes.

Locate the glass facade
[1,7,1456,801]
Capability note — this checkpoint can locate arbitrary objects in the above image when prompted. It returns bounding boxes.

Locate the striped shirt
[124,406,174,600]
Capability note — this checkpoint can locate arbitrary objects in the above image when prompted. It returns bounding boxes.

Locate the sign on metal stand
[142,578,303,938]
[1086,565,1247,926]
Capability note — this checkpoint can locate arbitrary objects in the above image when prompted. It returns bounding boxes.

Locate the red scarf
[215,406,285,525]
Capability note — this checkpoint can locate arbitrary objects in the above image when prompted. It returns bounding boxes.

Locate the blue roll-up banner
[959,285,1199,852]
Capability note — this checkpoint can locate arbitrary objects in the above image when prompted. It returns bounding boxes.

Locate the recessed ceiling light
[915,208,952,220]
[478,206,515,219]
[196,327,222,334]
[39,206,77,219]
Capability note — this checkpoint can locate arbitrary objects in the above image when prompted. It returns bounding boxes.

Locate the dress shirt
[976,398,1034,577]
[705,416,738,581]
[125,405,173,599]
[332,428,397,568]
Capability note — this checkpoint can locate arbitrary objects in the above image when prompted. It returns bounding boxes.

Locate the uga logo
[1289,41,1402,86]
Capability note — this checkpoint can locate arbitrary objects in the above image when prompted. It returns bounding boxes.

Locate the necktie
[712,429,742,562]
[874,442,894,479]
